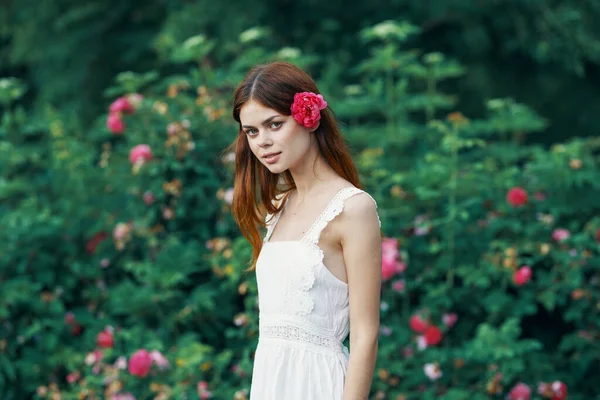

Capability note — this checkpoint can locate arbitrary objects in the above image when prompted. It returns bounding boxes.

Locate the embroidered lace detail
[264,187,381,317]
[301,187,367,246]
[281,248,320,316]
[261,324,342,350]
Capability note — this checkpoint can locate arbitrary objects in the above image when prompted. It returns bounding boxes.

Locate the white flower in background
[424,362,442,380]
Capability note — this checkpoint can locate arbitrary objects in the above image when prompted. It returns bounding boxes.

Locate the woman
[230,61,382,400]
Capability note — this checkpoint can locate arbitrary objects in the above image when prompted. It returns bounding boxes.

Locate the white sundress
[249,186,380,400]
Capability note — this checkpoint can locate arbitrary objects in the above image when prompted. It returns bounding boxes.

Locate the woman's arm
[339,193,382,400]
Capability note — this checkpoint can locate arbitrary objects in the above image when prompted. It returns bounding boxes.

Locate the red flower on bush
[107,113,125,134]
[509,382,531,400]
[128,349,153,377]
[96,329,114,348]
[381,238,406,280]
[513,266,532,286]
[129,144,153,165]
[86,231,108,254]
[109,97,135,114]
[409,314,429,333]
[423,325,443,346]
[507,187,528,207]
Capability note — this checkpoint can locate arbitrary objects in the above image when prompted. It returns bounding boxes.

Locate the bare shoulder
[338,189,380,244]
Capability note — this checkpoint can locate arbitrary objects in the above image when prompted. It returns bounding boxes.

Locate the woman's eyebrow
[241,115,280,129]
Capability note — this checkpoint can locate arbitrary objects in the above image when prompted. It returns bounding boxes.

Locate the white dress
[249,186,380,400]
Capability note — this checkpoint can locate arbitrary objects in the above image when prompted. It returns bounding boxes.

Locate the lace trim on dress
[261,324,342,351]
[263,187,381,317]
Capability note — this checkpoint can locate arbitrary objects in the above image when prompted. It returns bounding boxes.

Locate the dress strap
[300,186,380,246]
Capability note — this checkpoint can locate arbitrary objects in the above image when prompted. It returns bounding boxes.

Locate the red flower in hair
[290,92,327,130]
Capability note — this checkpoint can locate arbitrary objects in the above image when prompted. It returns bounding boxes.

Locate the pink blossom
[107,113,125,134]
[149,350,170,369]
[551,381,567,400]
[508,382,531,400]
[409,314,429,333]
[197,381,212,399]
[442,312,458,328]
[392,279,405,292]
[129,144,153,165]
[66,371,80,383]
[290,92,328,129]
[513,266,532,286]
[114,356,128,370]
[109,97,134,114]
[128,349,153,378]
[552,228,570,242]
[100,258,110,268]
[381,238,405,280]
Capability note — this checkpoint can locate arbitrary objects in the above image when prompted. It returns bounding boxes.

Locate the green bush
[1,21,599,400]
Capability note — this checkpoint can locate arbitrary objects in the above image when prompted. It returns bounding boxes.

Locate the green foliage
[1,18,600,400]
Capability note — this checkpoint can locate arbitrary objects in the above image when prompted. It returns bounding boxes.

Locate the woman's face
[239,99,315,174]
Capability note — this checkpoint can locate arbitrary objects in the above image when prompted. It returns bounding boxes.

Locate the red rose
[96,330,114,348]
[513,266,532,286]
[128,349,153,378]
[507,187,528,207]
[107,113,125,134]
[409,314,429,333]
[424,325,443,346]
[290,92,328,130]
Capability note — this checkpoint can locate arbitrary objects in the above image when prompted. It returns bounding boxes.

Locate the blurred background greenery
[1,1,599,399]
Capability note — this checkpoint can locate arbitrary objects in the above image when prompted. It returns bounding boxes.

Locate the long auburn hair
[228,61,361,270]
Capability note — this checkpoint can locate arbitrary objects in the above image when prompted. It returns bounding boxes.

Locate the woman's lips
[264,152,281,164]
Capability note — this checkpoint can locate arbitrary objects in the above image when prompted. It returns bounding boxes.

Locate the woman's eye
[269,121,282,129]
[245,129,257,136]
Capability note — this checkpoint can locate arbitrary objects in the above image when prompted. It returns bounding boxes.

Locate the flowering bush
[1,22,599,400]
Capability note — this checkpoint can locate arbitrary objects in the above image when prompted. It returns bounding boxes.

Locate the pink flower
[149,350,170,369]
[290,92,327,129]
[392,279,405,292]
[197,381,212,399]
[507,187,528,207]
[107,113,125,134]
[513,266,532,286]
[424,325,443,346]
[381,238,405,280]
[66,371,80,384]
[409,314,429,333]
[96,329,114,348]
[552,228,570,242]
[114,356,127,370]
[128,349,153,378]
[109,97,134,114]
[509,382,531,400]
[442,313,458,328]
[129,144,153,165]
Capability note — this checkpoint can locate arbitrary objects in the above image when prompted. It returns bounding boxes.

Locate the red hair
[228,61,361,270]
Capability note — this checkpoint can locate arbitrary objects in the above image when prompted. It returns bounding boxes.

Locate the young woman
[230,61,382,400]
